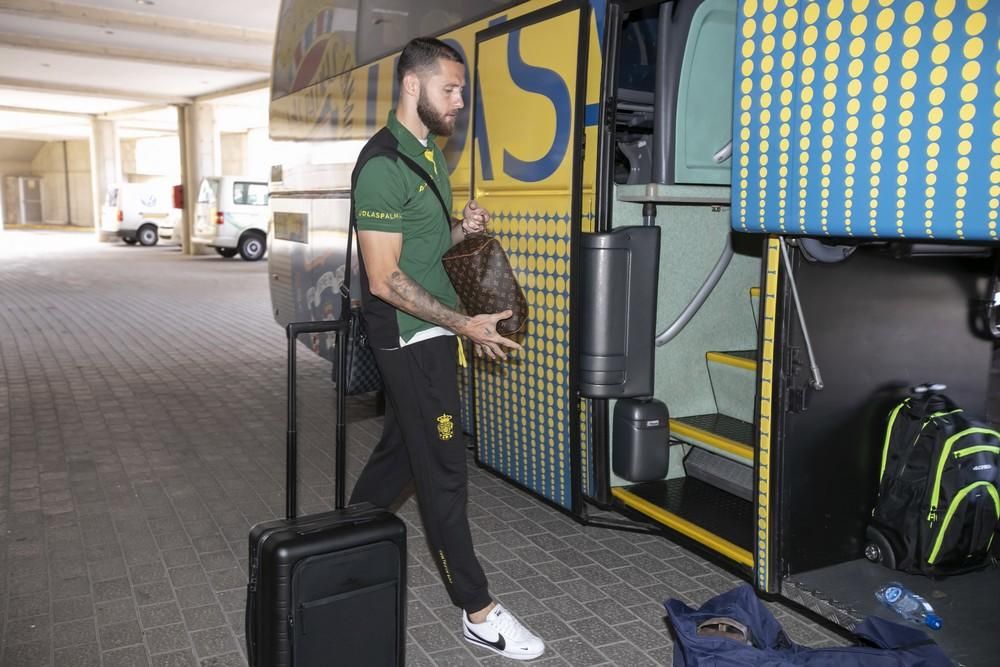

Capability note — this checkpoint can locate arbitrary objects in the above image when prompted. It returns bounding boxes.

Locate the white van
[101,183,178,246]
[157,209,183,245]
[192,176,269,261]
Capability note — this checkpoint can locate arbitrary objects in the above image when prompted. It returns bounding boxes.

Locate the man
[349,37,545,661]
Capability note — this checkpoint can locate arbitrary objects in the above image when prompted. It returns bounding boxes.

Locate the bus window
[356,0,464,64]
[272,0,525,97]
[357,1,524,64]
[272,0,360,99]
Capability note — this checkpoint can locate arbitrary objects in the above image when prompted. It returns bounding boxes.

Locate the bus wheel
[123,237,137,245]
[215,247,238,258]
[239,232,266,261]
[137,224,159,246]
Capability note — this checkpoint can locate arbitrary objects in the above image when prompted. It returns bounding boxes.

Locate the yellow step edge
[749,286,761,297]
[612,487,754,568]
[706,351,757,372]
[670,419,754,464]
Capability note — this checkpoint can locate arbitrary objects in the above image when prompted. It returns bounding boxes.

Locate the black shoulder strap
[342,129,453,315]
[342,128,399,313]
[388,150,453,228]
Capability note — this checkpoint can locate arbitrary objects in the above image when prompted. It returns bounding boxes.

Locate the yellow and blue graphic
[470,4,591,510]
[733,0,998,241]
[271,0,357,100]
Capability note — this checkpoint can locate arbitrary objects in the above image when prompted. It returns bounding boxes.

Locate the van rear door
[193,178,220,244]
[101,186,121,232]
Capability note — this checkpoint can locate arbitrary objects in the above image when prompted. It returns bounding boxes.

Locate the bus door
[467,2,589,513]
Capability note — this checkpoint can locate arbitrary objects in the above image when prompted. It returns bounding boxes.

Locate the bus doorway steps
[666,332,761,500]
[612,478,753,568]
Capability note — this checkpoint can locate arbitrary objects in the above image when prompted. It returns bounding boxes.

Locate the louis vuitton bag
[441,234,527,337]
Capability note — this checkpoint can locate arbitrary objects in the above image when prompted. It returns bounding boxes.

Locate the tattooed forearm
[383,270,468,331]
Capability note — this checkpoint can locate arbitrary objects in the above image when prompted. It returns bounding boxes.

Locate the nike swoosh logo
[467,627,505,652]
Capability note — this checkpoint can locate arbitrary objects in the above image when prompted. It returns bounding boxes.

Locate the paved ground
[0,229,843,666]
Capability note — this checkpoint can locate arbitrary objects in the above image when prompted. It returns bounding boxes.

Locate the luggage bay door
[468,2,589,512]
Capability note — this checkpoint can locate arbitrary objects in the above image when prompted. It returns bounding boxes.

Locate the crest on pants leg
[436,414,454,440]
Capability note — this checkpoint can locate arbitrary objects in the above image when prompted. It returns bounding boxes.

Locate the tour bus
[267,0,998,661]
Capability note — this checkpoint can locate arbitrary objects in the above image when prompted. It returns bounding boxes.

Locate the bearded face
[414,58,465,137]
[417,87,457,137]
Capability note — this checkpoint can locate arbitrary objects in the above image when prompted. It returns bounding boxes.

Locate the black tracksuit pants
[349,335,491,615]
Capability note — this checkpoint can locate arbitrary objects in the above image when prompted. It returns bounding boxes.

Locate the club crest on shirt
[436,413,454,440]
[418,182,427,193]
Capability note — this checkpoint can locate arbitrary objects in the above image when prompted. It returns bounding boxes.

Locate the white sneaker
[463,603,545,661]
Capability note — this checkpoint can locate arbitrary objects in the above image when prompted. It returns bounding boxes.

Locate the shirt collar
[387,109,436,157]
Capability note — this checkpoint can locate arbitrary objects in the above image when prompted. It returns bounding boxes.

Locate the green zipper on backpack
[879,400,909,481]
[927,430,1000,521]
[879,405,961,485]
[927,482,1000,564]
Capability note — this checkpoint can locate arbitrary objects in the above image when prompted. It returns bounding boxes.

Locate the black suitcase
[245,320,406,666]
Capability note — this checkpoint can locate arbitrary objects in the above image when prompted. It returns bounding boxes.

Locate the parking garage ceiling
[0,0,281,140]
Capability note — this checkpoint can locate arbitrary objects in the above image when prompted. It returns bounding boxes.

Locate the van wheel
[137,224,159,246]
[239,232,266,261]
[123,237,137,245]
[215,247,239,258]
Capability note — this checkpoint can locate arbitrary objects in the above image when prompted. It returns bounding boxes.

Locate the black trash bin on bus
[613,398,670,483]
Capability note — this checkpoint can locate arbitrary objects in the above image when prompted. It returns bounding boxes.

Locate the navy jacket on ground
[665,585,952,666]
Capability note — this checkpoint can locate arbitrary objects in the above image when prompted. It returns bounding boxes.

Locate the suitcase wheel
[864,525,897,569]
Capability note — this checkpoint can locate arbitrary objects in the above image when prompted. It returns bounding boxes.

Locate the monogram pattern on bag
[334,310,382,395]
[442,235,528,337]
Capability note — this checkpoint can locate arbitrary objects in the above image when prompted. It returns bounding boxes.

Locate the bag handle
[284,320,350,517]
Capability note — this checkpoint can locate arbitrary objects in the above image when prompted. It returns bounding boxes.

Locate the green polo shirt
[355,111,458,343]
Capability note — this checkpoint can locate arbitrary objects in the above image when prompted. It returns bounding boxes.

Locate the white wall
[220,132,248,177]
[121,138,138,177]
[0,138,43,180]
[121,136,181,181]
[31,140,93,227]
[246,127,272,181]
[0,159,33,174]
[219,128,272,180]
[0,139,43,171]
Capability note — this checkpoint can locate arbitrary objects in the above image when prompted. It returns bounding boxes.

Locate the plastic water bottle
[875,582,943,630]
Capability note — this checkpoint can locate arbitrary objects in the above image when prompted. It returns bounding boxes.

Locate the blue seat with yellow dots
[731,0,997,242]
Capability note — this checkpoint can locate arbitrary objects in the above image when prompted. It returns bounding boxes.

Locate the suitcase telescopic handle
[285,320,350,520]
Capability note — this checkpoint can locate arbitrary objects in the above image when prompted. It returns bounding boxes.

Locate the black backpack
[867,385,1000,576]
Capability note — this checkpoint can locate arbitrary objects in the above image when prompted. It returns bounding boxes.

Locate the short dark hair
[396,37,463,85]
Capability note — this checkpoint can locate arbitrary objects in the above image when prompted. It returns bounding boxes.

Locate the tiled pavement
[0,230,844,666]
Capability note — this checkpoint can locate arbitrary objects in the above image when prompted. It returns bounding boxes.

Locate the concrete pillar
[176,105,190,253]
[180,102,219,255]
[88,118,120,240]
